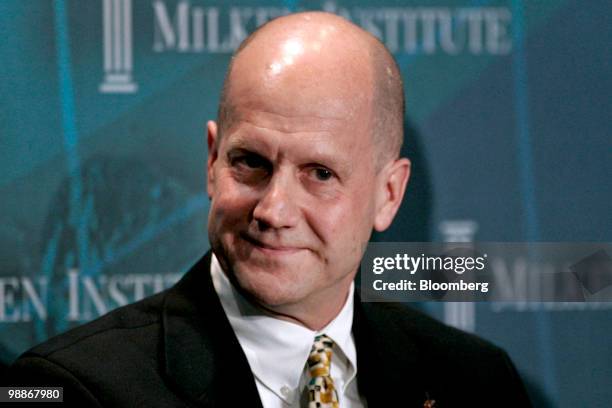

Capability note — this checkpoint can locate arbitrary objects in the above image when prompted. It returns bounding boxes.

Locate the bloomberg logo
[100,0,513,95]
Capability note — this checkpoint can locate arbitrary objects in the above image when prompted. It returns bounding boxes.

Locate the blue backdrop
[1,1,610,406]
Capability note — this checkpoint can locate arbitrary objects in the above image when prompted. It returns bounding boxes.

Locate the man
[9,12,532,407]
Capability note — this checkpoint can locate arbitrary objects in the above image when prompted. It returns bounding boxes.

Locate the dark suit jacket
[8,252,532,407]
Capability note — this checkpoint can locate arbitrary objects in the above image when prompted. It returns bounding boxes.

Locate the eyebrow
[226,135,354,178]
[225,135,272,156]
[241,109,346,133]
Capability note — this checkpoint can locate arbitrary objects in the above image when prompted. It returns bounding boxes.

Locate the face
[208,110,386,307]
[206,32,407,314]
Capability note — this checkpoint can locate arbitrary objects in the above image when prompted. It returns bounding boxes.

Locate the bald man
[8,12,532,408]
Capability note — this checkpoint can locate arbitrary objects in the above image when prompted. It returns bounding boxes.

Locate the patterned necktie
[307,334,340,408]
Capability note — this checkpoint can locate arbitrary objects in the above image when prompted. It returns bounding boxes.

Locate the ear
[207,120,219,198]
[373,158,411,232]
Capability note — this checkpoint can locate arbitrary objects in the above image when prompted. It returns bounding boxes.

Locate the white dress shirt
[210,254,366,407]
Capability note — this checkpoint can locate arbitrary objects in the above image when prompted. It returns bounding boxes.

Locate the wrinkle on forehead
[234,109,345,134]
[229,76,371,128]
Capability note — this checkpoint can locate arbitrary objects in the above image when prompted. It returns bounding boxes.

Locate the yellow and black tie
[307,334,340,408]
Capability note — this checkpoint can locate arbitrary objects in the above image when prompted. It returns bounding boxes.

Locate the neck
[262,281,353,331]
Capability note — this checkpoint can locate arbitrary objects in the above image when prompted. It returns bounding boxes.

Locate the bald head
[217,12,404,167]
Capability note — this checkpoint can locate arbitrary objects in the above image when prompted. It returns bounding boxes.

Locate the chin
[232,263,309,307]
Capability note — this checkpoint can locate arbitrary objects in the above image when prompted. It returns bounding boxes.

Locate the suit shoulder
[360,303,532,406]
[22,290,167,360]
[363,302,504,356]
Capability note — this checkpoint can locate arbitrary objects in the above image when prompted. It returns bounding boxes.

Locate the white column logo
[99,0,138,93]
[440,219,479,332]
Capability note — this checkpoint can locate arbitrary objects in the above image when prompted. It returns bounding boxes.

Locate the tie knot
[307,334,335,377]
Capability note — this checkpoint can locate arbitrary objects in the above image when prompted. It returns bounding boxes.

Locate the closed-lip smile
[241,233,303,254]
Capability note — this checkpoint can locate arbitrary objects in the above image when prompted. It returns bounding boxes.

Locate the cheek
[210,173,258,227]
[306,191,375,254]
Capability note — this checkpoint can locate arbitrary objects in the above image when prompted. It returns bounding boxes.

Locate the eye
[230,152,268,170]
[227,150,271,184]
[312,167,334,181]
[238,154,267,169]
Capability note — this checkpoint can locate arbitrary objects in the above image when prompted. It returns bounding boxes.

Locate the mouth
[241,233,304,255]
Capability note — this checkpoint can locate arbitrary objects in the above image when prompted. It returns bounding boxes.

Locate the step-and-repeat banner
[1,1,610,406]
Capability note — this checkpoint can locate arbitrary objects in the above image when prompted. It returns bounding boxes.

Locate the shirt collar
[210,253,357,402]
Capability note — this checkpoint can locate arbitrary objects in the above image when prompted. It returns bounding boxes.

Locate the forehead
[226,72,371,127]
[230,107,344,135]
[225,28,375,123]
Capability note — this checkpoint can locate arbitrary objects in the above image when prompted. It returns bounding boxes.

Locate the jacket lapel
[162,251,263,407]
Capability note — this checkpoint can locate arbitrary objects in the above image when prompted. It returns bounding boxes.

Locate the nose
[252,169,299,230]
